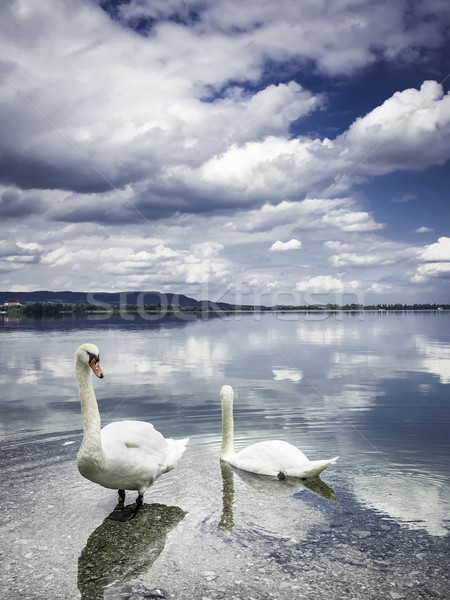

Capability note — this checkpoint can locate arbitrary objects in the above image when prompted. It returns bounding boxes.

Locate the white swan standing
[220,385,338,479]
[75,343,189,520]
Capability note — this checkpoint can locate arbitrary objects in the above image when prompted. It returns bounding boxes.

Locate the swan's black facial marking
[277,472,286,480]
[87,351,100,363]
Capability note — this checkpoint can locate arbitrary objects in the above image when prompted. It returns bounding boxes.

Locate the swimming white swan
[220,385,338,479]
[75,343,189,520]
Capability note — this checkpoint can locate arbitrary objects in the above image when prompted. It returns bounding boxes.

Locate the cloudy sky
[1,0,450,305]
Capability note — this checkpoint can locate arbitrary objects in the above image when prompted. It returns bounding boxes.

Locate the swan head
[75,343,104,378]
[220,385,233,403]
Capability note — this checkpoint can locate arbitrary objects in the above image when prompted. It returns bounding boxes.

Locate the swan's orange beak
[89,357,104,379]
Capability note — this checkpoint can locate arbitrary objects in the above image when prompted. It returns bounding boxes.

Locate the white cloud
[0,240,44,274]
[324,240,350,252]
[325,238,418,268]
[412,238,450,282]
[368,283,392,294]
[330,253,391,267]
[322,210,384,232]
[269,239,302,252]
[296,275,360,293]
[183,80,450,208]
[211,82,321,143]
[41,247,72,267]
[343,81,450,174]
[116,0,450,77]
[240,198,348,234]
[190,242,224,259]
[16,241,43,252]
[414,226,433,233]
[392,193,417,204]
[412,262,450,283]
[39,242,228,291]
[192,136,337,201]
[419,237,450,261]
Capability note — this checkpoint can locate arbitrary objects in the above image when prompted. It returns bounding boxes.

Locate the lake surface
[1,310,449,599]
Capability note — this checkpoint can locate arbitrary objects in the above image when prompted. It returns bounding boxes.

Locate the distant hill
[0,290,229,308]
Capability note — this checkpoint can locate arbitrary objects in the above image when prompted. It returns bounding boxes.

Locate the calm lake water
[1,310,449,599]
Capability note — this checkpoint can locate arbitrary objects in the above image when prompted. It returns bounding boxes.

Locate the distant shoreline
[1,303,448,319]
[0,290,448,314]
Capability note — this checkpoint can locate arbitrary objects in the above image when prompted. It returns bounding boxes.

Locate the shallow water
[1,311,449,599]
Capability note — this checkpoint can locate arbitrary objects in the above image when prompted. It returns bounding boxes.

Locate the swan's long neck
[221,388,235,459]
[76,363,103,461]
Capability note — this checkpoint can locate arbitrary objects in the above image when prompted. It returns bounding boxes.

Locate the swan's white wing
[229,440,309,476]
[101,420,166,451]
[229,440,338,478]
[101,421,188,464]
[100,421,188,488]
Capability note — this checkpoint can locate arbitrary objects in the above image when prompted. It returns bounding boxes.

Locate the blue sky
[0,0,449,305]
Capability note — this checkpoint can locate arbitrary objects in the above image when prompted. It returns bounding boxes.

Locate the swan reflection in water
[78,503,186,600]
[219,460,337,532]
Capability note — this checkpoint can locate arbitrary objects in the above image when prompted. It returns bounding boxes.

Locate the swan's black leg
[107,490,138,521]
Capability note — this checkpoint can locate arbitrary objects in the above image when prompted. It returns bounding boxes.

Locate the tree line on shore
[1,301,448,317]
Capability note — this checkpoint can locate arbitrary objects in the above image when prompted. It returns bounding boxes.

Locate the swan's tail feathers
[164,438,190,471]
[302,456,339,478]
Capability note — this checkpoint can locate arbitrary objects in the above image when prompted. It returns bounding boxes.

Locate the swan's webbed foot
[106,493,144,522]
[277,472,286,480]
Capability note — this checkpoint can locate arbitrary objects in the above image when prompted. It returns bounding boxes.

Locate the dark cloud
[0,189,44,218]
[53,203,142,225]
[51,184,258,226]
[0,149,145,194]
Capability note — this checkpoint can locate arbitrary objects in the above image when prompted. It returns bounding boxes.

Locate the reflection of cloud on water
[329,334,450,386]
[296,324,347,346]
[329,384,379,412]
[219,460,337,532]
[17,370,40,384]
[331,352,385,371]
[413,335,450,384]
[109,335,229,383]
[352,473,450,537]
[78,503,185,600]
[272,369,302,382]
